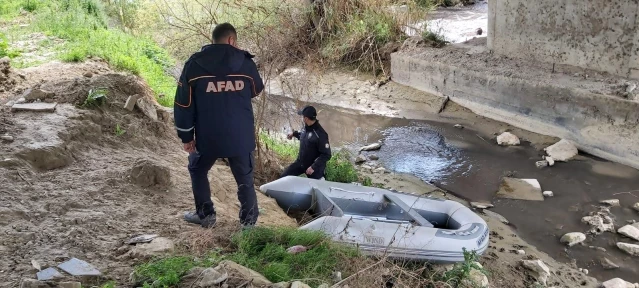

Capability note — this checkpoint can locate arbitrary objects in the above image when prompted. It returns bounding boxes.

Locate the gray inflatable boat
[259,176,489,263]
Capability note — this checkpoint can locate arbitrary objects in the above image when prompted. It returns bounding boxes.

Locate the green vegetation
[134,256,215,288]
[0,0,177,106]
[0,33,20,58]
[440,248,487,287]
[114,123,126,136]
[82,87,108,108]
[134,227,361,288]
[228,227,359,286]
[422,30,448,48]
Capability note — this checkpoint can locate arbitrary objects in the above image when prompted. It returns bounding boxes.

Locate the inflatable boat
[259,176,489,263]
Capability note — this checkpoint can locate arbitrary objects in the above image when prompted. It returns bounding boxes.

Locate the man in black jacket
[281,105,332,179]
[174,23,264,228]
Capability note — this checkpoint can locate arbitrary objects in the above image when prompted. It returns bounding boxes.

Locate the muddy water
[261,96,639,283]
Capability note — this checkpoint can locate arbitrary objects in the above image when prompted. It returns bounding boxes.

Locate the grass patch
[133,256,216,288]
[422,30,448,48]
[135,227,361,288]
[1,0,177,106]
[228,227,359,286]
[0,32,21,59]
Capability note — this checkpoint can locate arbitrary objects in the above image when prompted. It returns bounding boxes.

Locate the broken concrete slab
[136,97,158,121]
[11,102,57,112]
[543,191,554,197]
[36,267,64,281]
[124,94,141,111]
[57,258,101,276]
[496,178,543,201]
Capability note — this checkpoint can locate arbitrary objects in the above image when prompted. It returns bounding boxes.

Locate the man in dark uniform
[173,23,264,228]
[281,105,332,179]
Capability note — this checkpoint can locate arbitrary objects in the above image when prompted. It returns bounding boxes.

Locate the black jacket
[292,120,332,174]
[173,44,264,157]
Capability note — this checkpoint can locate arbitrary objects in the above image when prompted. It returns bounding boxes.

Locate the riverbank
[264,71,639,284]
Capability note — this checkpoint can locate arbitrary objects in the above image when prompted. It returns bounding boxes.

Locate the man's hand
[287,132,294,140]
[306,166,314,175]
[183,140,196,153]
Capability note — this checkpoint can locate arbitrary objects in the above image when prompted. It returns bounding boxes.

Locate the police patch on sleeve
[325,143,330,148]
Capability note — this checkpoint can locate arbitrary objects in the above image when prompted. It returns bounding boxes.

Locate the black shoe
[183,211,201,225]
[201,214,217,228]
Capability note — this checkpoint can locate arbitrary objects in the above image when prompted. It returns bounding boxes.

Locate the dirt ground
[0,61,295,287]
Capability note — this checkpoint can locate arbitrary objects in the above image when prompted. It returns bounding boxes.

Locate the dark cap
[297,105,317,119]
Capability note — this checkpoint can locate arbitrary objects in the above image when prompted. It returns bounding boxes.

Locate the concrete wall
[391,52,639,170]
[488,0,639,79]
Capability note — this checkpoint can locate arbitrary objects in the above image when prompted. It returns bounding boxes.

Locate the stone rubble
[544,139,578,162]
[618,225,639,241]
[600,199,621,207]
[560,232,586,247]
[520,259,551,286]
[359,142,382,151]
[617,242,639,256]
[496,132,520,146]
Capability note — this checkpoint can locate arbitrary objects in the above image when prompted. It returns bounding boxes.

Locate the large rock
[22,88,54,101]
[496,178,543,201]
[131,237,175,257]
[136,96,158,121]
[496,132,520,146]
[359,143,382,151]
[618,225,639,241]
[198,267,228,287]
[130,159,171,187]
[520,259,550,286]
[544,139,578,162]
[582,208,615,235]
[216,260,271,286]
[617,242,639,256]
[124,94,141,111]
[601,278,638,288]
[355,155,367,164]
[560,232,586,247]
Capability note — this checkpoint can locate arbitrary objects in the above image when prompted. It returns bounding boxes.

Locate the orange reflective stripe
[174,86,192,108]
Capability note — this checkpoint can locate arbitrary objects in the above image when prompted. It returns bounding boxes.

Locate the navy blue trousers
[188,151,258,226]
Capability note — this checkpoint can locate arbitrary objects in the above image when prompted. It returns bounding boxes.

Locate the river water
[261,95,639,283]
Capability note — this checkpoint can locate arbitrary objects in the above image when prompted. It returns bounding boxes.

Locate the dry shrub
[176,219,241,254]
